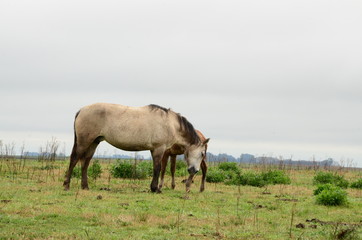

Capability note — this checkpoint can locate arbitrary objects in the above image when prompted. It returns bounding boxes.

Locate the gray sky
[1,0,362,166]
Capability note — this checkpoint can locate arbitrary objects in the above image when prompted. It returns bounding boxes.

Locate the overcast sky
[1,0,361,166]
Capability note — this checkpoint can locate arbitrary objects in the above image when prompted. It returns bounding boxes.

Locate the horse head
[184,138,210,174]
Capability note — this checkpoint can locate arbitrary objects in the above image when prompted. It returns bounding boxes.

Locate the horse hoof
[150,186,158,193]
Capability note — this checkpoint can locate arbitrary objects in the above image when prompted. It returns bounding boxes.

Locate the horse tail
[70,110,81,160]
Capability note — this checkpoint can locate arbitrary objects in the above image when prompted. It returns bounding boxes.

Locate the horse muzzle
[188,166,199,175]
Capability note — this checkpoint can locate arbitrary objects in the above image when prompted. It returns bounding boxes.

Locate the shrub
[218,162,240,174]
[134,161,153,179]
[111,160,153,179]
[315,184,348,206]
[231,172,267,187]
[70,160,102,180]
[174,160,188,177]
[313,183,335,196]
[206,167,226,183]
[350,178,362,189]
[262,170,291,185]
[71,166,81,179]
[111,161,134,178]
[313,172,349,188]
[88,160,102,180]
[241,172,267,187]
[164,160,187,177]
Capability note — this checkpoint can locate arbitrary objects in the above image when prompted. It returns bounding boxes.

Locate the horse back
[75,103,176,151]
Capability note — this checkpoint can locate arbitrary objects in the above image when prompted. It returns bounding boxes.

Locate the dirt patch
[296,223,305,229]
[1,200,11,203]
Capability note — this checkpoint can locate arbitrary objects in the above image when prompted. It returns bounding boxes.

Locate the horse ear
[202,138,210,146]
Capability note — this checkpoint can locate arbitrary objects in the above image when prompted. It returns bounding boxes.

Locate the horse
[158,130,208,192]
[63,103,209,193]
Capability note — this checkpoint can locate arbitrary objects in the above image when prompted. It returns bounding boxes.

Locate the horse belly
[102,124,170,152]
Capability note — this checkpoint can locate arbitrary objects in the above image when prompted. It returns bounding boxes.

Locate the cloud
[1,0,362,165]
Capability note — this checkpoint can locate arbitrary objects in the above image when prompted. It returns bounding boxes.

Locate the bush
[174,160,188,177]
[218,162,240,174]
[111,161,134,178]
[71,160,102,180]
[315,184,348,206]
[262,170,291,185]
[350,178,362,189]
[206,167,290,188]
[313,183,335,196]
[313,172,349,188]
[111,160,152,179]
[206,167,226,183]
[71,166,81,179]
[238,172,267,187]
[134,161,153,179]
[225,172,266,187]
[88,160,102,180]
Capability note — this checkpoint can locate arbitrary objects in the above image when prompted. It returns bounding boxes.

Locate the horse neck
[170,113,199,148]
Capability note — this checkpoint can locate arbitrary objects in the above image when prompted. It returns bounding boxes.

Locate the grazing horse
[63,103,209,193]
[159,130,208,192]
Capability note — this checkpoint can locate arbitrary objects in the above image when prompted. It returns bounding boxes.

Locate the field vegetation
[0,143,361,239]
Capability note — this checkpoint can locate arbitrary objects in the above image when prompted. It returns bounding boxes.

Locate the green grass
[0,159,362,239]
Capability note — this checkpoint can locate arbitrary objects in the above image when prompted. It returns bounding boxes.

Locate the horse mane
[148,104,170,113]
[148,104,200,145]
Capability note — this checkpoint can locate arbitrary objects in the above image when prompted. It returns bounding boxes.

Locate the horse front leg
[159,150,170,191]
[200,160,207,192]
[185,173,194,193]
[170,155,176,189]
[150,146,166,193]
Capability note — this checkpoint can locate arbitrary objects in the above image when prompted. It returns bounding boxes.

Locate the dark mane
[148,104,200,145]
[148,104,170,113]
[177,114,200,145]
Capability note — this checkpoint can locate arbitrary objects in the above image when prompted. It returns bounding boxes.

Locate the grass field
[0,158,362,239]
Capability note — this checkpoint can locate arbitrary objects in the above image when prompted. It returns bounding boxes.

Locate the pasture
[0,157,362,240]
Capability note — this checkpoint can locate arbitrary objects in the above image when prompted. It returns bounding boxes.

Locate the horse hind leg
[63,143,80,190]
[80,142,99,190]
[200,160,207,192]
